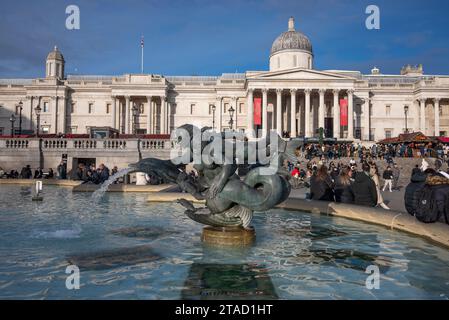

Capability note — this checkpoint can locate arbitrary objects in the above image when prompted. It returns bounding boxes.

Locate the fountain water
[91,168,133,200]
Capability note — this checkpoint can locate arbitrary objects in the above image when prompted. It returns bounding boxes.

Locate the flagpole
[141,36,144,74]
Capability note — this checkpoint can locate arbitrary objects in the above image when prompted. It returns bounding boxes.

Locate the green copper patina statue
[129,124,300,230]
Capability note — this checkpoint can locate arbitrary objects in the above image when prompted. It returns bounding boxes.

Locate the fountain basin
[0,185,449,300]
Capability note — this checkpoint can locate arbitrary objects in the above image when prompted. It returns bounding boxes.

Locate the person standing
[57,161,67,180]
[382,166,394,192]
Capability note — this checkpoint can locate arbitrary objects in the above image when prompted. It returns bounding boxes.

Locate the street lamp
[211,105,216,130]
[18,101,23,135]
[404,105,409,133]
[132,104,138,135]
[35,105,41,137]
[228,106,235,131]
[9,114,16,137]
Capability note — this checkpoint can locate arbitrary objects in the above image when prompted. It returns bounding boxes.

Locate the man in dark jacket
[382,166,394,192]
[352,164,378,207]
[404,171,428,216]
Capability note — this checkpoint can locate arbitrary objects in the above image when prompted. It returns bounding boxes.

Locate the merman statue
[129,124,301,231]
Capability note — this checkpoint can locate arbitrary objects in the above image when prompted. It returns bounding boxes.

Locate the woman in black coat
[310,165,335,201]
[335,166,354,204]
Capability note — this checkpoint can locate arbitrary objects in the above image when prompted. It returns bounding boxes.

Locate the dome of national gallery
[270,17,313,56]
[269,17,314,71]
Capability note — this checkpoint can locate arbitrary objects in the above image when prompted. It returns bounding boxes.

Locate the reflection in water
[181,263,278,300]
[110,226,179,239]
[306,226,348,240]
[67,245,160,271]
[295,248,391,273]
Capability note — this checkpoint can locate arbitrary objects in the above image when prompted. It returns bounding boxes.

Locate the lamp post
[9,114,16,137]
[228,106,235,131]
[132,104,138,135]
[18,101,23,135]
[211,105,216,130]
[404,105,409,133]
[35,105,41,137]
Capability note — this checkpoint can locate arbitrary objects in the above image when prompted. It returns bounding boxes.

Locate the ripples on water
[0,185,448,300]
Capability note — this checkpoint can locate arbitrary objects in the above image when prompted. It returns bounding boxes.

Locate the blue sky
[1,0,449,78]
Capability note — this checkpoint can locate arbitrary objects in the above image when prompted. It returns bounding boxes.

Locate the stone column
[347,89,354,140]
[112,96,117,130]
[290,89,297,137]
[276,89,282,136]
[216,96,223,132]
[262,89,268,135]
[434,98,440,136]
[146,96,152,134]
[247,89,254,136]
[318,89,325,130]
[125,96,130,134]
[160,96,166,134]
[167,102,172,134]
[60,96,67,133]
[52,96,58,134]
[333,89,340,139]
[364,98,370,141]
[305,89,311,137]
[28,96,34,130]
[420,98,426,133]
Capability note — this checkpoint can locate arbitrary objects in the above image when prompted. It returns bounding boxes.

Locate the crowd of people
[0,162,116,185]
[299,142,449,162]
[287,155,449,225]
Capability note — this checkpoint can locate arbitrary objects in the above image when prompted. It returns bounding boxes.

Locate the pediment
[247,68,356,81]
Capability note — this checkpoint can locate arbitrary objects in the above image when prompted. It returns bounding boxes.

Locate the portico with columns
[245,68,357,139]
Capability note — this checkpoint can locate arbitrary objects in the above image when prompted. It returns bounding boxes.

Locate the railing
[0,137,174,152]
[140,140,168,150]
[43,139,68,149]
[104,140,127,149]
[4,139,29,149]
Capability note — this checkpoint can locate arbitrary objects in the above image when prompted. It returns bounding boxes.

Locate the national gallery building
[1,17,449,141]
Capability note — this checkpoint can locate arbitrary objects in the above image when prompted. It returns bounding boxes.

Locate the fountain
[126,124,300,247]
[32,181,43,201]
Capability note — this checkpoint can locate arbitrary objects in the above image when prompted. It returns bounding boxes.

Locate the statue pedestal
[201,226,255,247]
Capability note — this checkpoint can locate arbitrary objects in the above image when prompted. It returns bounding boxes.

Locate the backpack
[414,185,441,223]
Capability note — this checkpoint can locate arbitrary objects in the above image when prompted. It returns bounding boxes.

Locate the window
[42,126,50,134]
[190,104,196,115]
[71,103,75,114]
[385,130,392,139]
[239,103,244,114]
[43,102,49,113]
[88,103,94,114]
[293,55,297,67]
[386,105,391,116]
[106,104,111,114]
[139,104,144,114]
[277,57,280,69]
[308,57,311,69]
